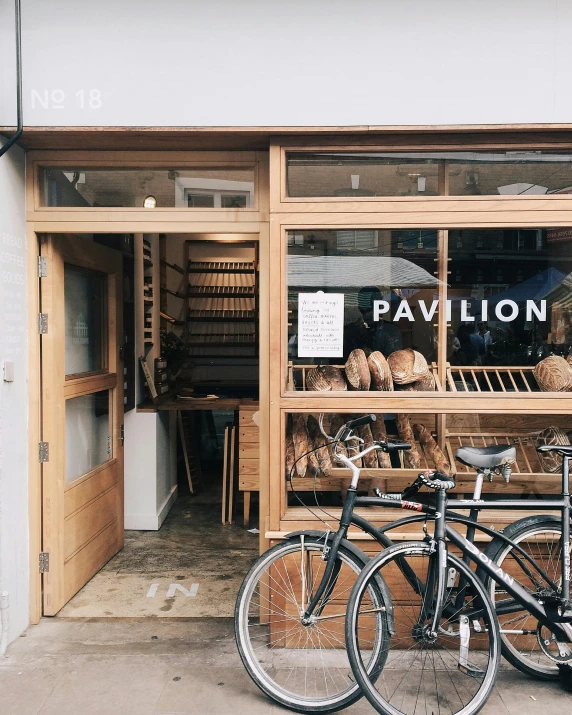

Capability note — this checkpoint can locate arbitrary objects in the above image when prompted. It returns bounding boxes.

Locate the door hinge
[38,256,48,278]
[39,442,49,462]
[38,313,48,334]
[39,552,49,573]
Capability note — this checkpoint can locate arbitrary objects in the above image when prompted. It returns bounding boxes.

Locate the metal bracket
[39,552,49,573]
[38,256,47,277]
[39,442,49,462]
[38,313,48,334]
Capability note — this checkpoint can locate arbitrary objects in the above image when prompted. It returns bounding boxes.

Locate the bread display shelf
[288,362,442,392]
[188,260,256,274]
[447,366,540,393]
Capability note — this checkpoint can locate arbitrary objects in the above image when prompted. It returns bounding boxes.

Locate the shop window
[284,411,568,504]
[286,229,440,392]
[447,228,572,390]
[39,166,255,208]
[285,151,572,198]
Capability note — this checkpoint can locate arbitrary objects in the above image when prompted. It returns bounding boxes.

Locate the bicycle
[235,413,566,712]
[345,431,572,715]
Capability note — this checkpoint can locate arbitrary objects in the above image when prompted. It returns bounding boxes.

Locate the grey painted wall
[0,136,28,646]
[1,0,571,128]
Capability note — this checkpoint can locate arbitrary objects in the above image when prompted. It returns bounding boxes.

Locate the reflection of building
[73,313,89,344]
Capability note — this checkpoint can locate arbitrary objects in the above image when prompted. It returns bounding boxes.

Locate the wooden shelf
[446,366,539,393]
[187,286,255,298]
[188,260,256,274]
[188,309,256,322]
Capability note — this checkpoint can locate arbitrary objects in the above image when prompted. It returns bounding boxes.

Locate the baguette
[292,413,313,477]
[307,414,333,476]
[285,415,296,479]
[370,414,391,468]
[329,413,355,464]
[358,423,378,469]
[412,423,452,476]
[396,414,421,468]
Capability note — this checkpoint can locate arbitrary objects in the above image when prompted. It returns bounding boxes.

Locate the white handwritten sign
[298,292,344,357]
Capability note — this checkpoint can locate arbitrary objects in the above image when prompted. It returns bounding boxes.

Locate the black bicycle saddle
[455,444,516,470]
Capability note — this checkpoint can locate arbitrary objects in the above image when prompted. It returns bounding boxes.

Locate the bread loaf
[402,371,436,392]
[306,368,331,392]
[322,365,347,390]
[537,426,570,473]
[367,351,393,391]
[292,413,318,477]
[388,349,430,385]
[412,423,452,476]
[357,423,378,469]
[285,416,296,478]
[534,355,572,392]
[327,414,349,462]
[396,414,421,468]
[345,349,371,390]
[370,414,391,468]
[307,414,333,476]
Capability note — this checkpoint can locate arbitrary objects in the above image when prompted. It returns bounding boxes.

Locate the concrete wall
[0,135,28,647]
[1,0,571,127]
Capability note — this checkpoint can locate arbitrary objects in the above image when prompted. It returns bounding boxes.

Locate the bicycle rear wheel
[235,535,388,713]
[346,541,500,715]
[486,515,572,680]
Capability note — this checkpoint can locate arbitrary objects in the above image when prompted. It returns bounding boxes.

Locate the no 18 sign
[31,89,102,110]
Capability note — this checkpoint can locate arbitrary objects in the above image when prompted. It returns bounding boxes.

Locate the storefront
[8,129,570,623]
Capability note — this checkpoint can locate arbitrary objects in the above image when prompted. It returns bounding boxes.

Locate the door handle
[120,424,124,446]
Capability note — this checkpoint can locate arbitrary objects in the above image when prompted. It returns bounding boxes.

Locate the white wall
[0,135,28,646]
[1,0,571,128]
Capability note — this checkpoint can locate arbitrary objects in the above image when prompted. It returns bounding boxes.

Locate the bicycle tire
[486,514,572,680]
[346,541,500,715]
[235,534,388,713]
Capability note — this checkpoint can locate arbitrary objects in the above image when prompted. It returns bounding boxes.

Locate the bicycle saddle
[537,444,572,456]
[455,444,516,469]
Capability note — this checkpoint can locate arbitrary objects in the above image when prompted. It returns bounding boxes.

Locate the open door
[40,235,124,615]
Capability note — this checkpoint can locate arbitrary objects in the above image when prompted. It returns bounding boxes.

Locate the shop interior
[54,230,261,618]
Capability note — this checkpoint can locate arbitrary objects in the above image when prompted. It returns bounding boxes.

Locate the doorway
[39,232,261,618]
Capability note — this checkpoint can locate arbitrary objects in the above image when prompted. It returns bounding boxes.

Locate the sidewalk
[1,618,570,715]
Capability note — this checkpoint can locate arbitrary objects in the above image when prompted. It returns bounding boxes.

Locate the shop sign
[547,228,572,244]
[373,299,546,323]
[298,291,344,357]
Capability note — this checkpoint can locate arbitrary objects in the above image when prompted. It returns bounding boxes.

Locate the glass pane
[287,229,440,391]
[286,151,572,197]
[448,228,572,381]
[40,167,255,208]
[65,265,105,376]
[65,390,111,484]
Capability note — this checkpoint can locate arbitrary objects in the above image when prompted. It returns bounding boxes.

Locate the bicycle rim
[347,542,500,715]
[490,522,571,679]
[235,536,387,713]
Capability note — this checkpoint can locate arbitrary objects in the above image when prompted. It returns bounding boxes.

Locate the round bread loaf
[537,426,570,473]
[306,368,331,392]
[388,349,429,385]
[367,351,393,391]
[345,349,371,390]
[533,355,572,392]
[402,371,436,391]
[321,365,347,391]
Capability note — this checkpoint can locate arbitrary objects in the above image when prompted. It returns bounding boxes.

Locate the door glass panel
[65,390,111,484]
[65,265,105,375]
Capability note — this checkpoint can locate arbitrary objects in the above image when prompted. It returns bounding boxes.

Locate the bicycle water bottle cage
[418,471,456,491]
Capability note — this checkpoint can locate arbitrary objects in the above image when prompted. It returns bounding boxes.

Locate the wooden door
[40,235,124,615]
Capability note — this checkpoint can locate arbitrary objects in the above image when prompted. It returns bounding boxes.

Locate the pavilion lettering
[373,299,547,323]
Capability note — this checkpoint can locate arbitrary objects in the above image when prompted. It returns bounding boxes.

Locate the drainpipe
[0,0,23,159]
[0,593,8,656]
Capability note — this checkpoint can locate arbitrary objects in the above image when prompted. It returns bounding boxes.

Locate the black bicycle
[235,414,571,713]
[345,422,572,715]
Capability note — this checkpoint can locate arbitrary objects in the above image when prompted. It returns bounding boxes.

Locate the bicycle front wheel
[235,535,388,713]
[346,541,500,715]
[486,515,572,680]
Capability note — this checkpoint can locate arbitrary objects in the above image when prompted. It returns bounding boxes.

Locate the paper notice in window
[297,292,344,357]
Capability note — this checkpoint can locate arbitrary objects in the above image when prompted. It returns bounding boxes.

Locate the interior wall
[0,136,28,646]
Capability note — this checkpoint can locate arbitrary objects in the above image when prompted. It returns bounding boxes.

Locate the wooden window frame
[268,138,572,534]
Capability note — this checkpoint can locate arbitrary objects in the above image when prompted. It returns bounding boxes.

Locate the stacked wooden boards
[238,399,260,527]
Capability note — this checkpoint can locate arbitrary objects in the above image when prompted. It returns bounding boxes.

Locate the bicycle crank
[537,624,572,664]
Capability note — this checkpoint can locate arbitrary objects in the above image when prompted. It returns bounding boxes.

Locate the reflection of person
[477,320,492,351]
[357,286,403,356]
[453,324,480,365]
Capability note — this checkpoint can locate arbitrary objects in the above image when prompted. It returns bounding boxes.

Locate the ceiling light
[143,195,157,208]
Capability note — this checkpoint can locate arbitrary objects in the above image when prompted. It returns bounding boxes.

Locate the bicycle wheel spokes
[236,537,387,712]
[348,543,499,715]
